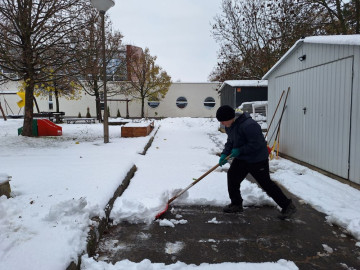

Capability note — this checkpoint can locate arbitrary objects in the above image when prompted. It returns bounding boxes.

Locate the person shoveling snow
[216,105,296,220]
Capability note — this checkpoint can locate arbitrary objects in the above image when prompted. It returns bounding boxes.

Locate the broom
[155,155,231,219]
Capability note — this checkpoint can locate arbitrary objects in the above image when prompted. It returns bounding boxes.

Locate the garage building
[263,35,360,185]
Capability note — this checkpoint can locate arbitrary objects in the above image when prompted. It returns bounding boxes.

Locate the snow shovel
[155,154,231,219]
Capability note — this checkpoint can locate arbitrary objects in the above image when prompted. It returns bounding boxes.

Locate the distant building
[107,45,143,82]
[0,82,220,118]
[218,80,268,109]
[125,45,144,81]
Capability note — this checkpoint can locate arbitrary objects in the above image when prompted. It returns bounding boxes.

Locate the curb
[66,126,159,270]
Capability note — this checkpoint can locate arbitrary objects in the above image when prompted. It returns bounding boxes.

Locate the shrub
[86,107,91,118]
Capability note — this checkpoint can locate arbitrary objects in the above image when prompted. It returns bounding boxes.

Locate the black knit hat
[216,105,235,121]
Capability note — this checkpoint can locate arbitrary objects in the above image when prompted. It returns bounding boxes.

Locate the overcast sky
[107,0,222,82]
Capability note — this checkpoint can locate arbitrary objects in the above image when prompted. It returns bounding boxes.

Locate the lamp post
[90,0,115,143]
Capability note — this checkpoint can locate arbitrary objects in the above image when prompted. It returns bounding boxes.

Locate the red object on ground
[155,203,169,219]
[37,119,62,136]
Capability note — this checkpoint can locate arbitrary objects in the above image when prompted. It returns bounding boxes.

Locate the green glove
[231,148,241,158]
[219,154,228,166]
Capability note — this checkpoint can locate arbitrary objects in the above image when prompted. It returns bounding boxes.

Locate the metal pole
[0,101,7,121]
[101,11,109,143]
[126,99,129,119]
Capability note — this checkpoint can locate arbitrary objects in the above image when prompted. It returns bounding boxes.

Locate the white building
[0,82,220,119]
[263,35,360,185]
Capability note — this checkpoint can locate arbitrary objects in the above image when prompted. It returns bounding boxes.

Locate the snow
[270,158,360,240]
[219,80,268,94]
[304,34,360,46]
[322,244,333,254]
[1,117,360,270]
[0,172,11,184]
[207,217,222,224]
[223,80,268,87]
[159,219,175,227]
[165,241,185,255]
[123,120,154,127]
[80,257,298,270]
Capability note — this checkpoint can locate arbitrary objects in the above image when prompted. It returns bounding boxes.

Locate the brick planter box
[121,121,154,138]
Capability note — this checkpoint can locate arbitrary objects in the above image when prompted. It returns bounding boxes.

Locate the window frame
[176,96,188,109]
[203,97,216,110]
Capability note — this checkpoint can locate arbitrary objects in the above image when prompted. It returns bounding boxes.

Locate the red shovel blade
[155,203,169,219]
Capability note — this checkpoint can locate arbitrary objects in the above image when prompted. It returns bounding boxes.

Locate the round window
[148,97,160,108]
[176,96,188,109]
[204,97,216,109]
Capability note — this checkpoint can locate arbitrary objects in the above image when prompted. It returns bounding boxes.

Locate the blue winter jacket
[221,113,268,163]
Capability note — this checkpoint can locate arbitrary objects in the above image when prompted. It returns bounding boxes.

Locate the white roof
[224,80,268,87]
[262,34,360,79]
[219,80,268,92]
[304,34,360,46]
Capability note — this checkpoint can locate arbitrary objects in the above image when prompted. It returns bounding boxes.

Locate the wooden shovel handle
[167,154,231,205]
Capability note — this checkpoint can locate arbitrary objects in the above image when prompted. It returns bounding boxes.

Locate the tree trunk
[95,96,101,121]
[22,80,35,136]
[55,88,61,123]
[141,97,145,118]
[94,81,102,121]
[335,0,348,34]
[55,88,60,113]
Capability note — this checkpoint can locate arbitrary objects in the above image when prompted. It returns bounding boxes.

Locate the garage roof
[219,80,268,92]
[262,34,360,80]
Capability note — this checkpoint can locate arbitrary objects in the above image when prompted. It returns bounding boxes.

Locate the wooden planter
[121,121,154,138]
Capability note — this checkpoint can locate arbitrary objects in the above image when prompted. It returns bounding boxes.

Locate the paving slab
[96,201,360,269]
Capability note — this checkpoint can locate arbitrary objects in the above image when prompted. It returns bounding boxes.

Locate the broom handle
[167,155,231,205]
[265,90,285,139]
[268,87,291,143]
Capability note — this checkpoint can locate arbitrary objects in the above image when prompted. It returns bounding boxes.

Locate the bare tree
[121,47,171,118]
[0,0,91,136]
[24,68,82,122]
[72,9,123,121]
[210,0,325,81]
[302,0,360,34]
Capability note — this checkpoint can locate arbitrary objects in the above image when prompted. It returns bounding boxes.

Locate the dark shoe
[278,200,297,220]
[223,203,243,213]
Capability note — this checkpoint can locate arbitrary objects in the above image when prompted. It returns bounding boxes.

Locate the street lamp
[90,0,115,143]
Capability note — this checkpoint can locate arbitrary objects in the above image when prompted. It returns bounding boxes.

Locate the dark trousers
[227,158,290,209]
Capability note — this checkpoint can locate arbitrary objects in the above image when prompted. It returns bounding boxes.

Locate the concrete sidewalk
[96,197,360,269]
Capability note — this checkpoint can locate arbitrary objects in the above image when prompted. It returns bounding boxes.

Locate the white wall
[145,82,220,118]
[0,82,220,119]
